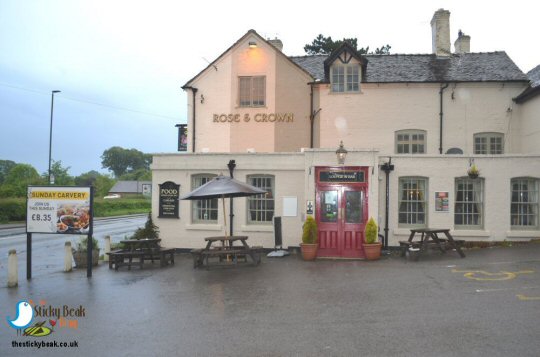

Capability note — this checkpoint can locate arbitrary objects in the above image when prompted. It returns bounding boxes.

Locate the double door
[315,167,368,258]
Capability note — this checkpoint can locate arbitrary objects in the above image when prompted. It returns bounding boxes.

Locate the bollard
[64,241,73,272]
[8,249,18,288]
[104,235,111,262]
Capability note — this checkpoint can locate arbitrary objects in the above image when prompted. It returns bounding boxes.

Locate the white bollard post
[104,235,111,262]
[8,249,18,288]
[64,241,73,272]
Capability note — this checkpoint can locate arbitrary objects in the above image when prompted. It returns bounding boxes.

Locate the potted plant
[300,216,318,261]
[363,217,382,260]
[72,236,100,268]
[467,164,480,179]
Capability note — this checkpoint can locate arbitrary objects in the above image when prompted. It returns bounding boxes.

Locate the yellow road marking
[516,294,540,301]
[452,269,534,281]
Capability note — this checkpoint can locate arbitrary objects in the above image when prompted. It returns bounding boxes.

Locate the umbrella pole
[222,196,228,240]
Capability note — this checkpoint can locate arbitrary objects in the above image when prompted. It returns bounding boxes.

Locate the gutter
[309,83,322,148]
[181,86,198,152]
[439,83,449,154]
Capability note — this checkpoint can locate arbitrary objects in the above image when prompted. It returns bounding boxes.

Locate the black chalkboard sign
[158,181,180,218]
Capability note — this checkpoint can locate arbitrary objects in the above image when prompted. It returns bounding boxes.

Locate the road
[0,215,146,280]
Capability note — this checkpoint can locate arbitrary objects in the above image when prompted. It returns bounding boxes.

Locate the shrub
[302,216,318,244]
[0,198,26,222]
[75,236,99,252]
[365,217,378,244]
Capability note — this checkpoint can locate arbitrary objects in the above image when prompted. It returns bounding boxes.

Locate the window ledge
[185,224,223,231]
[506,230,540,238]
[240,225,273,232]
[451,230,491,237]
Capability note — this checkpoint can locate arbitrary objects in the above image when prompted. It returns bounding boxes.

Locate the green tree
[120,168,152,181]
[0,160,16,185]
[75,170,116,198]
[101,146,151,178]
[1,163,43,197]
[304,34,391,55]
[43,160,74,185]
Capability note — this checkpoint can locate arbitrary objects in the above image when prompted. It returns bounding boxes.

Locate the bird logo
[7,300,34,335]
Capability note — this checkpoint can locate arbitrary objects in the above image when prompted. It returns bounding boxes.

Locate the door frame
[315,166,369,258]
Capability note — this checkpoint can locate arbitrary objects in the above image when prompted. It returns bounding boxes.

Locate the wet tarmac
[1,244,540,356]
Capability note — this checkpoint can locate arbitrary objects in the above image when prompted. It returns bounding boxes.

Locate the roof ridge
[289,51,509,59]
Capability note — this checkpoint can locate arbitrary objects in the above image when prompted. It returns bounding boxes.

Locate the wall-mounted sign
[142,183,152,196]
[176,124,188,152]
[212,113,294,123]
[319,170,365,183]
[435,191,449,212]
[306,200,314,215]
[26,186,92,234]
[158,181,180,218]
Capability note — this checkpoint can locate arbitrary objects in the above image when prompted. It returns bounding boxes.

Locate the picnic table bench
[107,238,175,270]
[191,236,262,269]
[400,228,466,259]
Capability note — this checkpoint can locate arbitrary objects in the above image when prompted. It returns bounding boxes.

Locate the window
[399,177,428,227]
[331,64,359,92]
[191,174,218,223]
[239,76,265,107]
[247,175,274,224]
[474,133,504,154]
[455,178,484,229]
[396,130,426,154]
[511,178,539,229]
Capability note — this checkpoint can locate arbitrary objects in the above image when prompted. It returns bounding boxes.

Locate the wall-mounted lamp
[200,94,205,104]
[336,141,348,165]
[249,41,257,48]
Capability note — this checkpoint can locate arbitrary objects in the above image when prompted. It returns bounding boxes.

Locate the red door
[315,167,368,258]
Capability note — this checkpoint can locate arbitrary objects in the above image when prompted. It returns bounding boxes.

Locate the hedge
[0,198,151,223]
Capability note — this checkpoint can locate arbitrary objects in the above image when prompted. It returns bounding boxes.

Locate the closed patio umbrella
[180,175,267,237]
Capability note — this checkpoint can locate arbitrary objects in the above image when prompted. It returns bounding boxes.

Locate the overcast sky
[1,0,538,176]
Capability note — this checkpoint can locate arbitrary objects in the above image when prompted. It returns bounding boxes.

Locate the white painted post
[104,235,111,261]
[64,241,73,272]
[7,249,18,288]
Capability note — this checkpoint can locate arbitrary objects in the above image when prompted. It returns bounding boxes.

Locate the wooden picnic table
[191,236,261,268]
[399,228,466,259]
[107,238,174,270]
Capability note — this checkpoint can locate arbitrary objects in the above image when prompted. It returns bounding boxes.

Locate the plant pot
[363,242,382,261]
[468,173,479,179]
[300,243,318,261]
[73,249,100,268]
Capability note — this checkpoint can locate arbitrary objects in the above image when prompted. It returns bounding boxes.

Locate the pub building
[152,9,540,258]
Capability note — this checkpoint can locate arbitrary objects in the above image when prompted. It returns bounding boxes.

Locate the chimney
[268,38,283,52]
[431,9,451,57]
[454,30,471,54]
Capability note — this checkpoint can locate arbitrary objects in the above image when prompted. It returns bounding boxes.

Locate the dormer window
[331,64,359,92]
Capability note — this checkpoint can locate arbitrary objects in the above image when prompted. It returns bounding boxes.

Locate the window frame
[191,174,218,224]
[510,177,539,230]
[395,130,427,154]
[398,177,428,228]
[454,177,484,229]
[473,132,504,154]
[331,64,360,93]
[238,76,266,107]
[246,174,274,225]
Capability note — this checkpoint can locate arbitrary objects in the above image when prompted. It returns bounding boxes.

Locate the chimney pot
[268,38,283,52]
[454,30,471,54]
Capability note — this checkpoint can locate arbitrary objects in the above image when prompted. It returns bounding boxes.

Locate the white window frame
[395,130,427,154]
[331,64,360,93]
[191,174,218,223]
[511,177,539,229]
[247,175,274,225]
[474,132,504,154]
[239,76,265,107]
[398,177,428,228]
[455,177,484,229]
